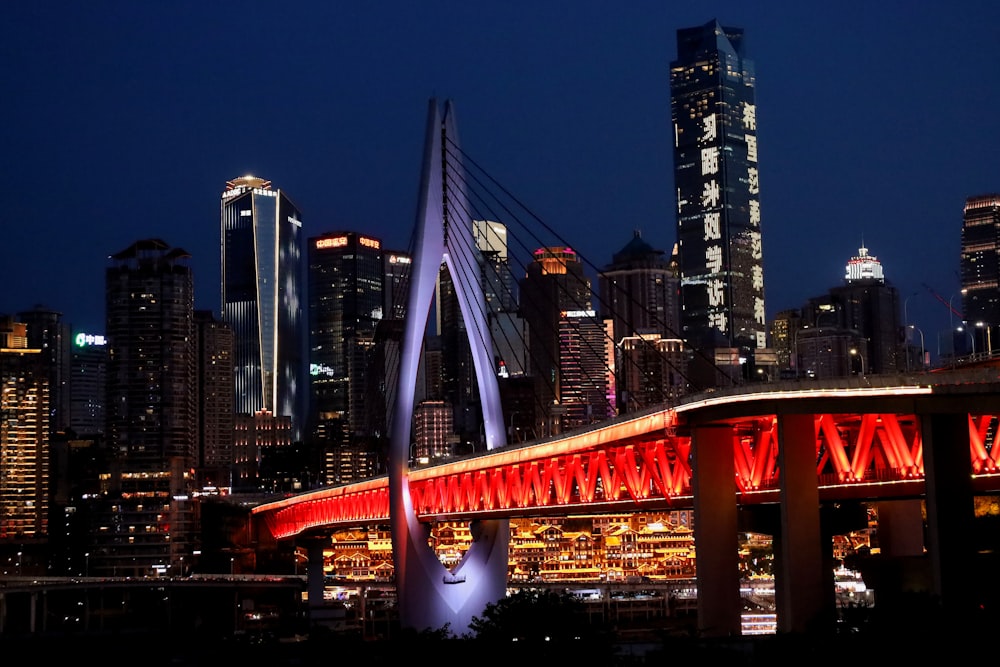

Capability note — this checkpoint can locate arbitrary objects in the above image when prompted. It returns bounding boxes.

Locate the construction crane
[922,283,963,323]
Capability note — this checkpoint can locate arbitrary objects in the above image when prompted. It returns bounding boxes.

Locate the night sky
[3,2,1000,358]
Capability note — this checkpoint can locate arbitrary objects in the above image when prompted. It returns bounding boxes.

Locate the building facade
[195,310,234,489]
[558,310,615,429]
[961,194,1000,355]
[16,306,71,435]
[307,231,385,484]
[0,316,50,542]
[599,231,683,411]
[99,239,197,576]
[221,175,304,440]
[519,246,593,436]
[68,331,107,436]
[671,20,766,385]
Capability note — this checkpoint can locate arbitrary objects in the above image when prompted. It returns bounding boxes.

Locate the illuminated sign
[389,254,411,264]
[316,236,348,249]
[563,310,596,318]
[310,363,335,377]
[315,235,381,250]
[75,333,107,347]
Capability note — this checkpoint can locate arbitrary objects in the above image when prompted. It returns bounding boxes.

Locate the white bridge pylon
[389,98,510,634]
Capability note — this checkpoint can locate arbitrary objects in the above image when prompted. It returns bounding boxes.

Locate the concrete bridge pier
[692,423,742,637]
[775,413,830,634]
[301,536,328,619]
[922,411,978,616]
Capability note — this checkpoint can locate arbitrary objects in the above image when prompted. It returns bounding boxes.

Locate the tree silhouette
[467,588,616,658]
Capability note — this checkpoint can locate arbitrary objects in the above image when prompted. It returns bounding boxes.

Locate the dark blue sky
[3,2,999,357]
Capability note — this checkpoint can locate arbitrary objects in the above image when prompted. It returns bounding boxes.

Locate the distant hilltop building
[777,243,904,378]
[844,245,884,283]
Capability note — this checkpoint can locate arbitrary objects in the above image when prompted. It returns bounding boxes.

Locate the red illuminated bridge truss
[255,383,1000,541]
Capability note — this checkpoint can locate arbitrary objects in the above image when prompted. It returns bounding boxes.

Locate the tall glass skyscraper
[671,20,766,378]
[307,231,384,483]
[221,175,304,440]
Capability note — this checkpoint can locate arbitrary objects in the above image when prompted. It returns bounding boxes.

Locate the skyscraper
[101,238,197,576]
[221,175,304,440]
[558,309,615,429]
[16,306,71,436]
[519,246,592,435]
[830,246,904,373]
[599,230,680,343]
[307,231,384,484]
[599,231,683,410]
[474,220,517,314]
[671,19,766,383]
[68,331,107,436]
[961,194,1000,355]
[0,316,49,541]
[194,309,234,489]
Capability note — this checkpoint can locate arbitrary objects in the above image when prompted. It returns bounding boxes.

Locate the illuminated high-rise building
[68,331,107,436]
[194,310,234,489]
[384,250,412,322]
[0,316,49,541]
[599,231,681,411]
[474,220,517,314]
[519,246,592,435]
[307,231,383,484]
[16,305,71,434]
[221,175,304,440]
[599,231,679,342]
[558,310,615,429]
[671,19,766,384]
[100,238,197,576]
[961,194,1000,355]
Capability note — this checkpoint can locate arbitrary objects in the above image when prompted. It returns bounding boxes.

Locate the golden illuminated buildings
[0,316,49,541]
[413,399,454,464]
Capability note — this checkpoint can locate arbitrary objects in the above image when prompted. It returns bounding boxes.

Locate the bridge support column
[29,591,37,634]
[301,537,328,623]
[876,499,924,557]
[776,412,829,634]
[922,411,977,615]
[692,423,741,638]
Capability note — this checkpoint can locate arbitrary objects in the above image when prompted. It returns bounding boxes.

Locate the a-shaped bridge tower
[389,99,509,634]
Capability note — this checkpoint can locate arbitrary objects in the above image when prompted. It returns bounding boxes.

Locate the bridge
[253,99,1000,638]
[255,369,1000,635]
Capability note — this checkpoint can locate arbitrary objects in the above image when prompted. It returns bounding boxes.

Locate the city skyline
[3,3,1000,355]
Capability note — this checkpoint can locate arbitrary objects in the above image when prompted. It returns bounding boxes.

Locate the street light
[849,348,865,376]
[976,321,993,356]
[85,552,89,578]
[909,325,925,370]
[949,288,967,331]
[958,325,976,356]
